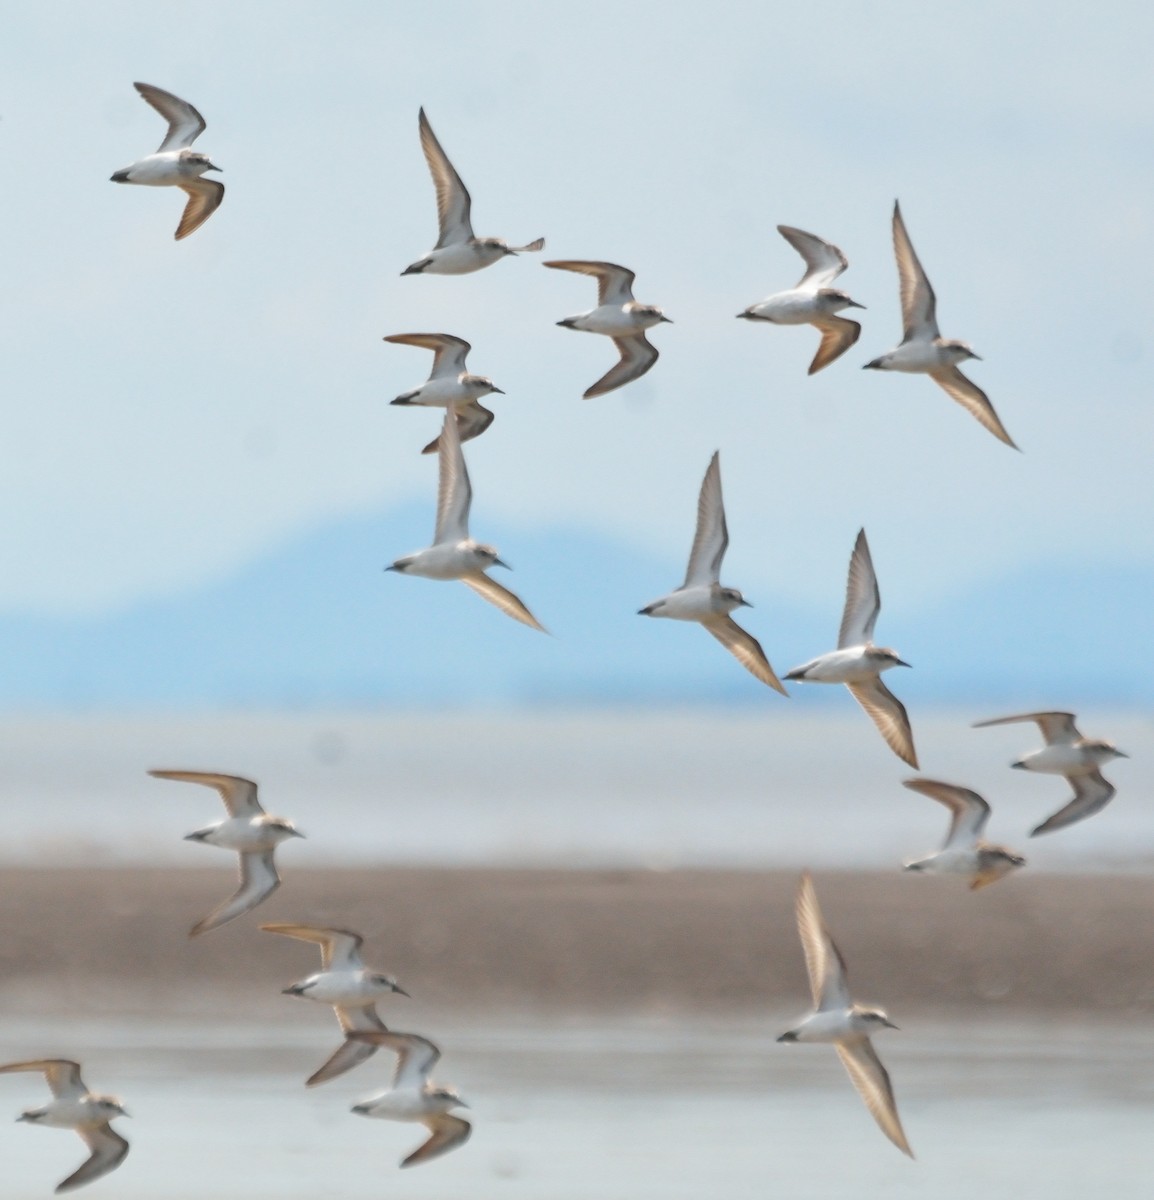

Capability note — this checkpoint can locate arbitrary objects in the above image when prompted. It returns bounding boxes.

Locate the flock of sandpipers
[0,82,1132,1189]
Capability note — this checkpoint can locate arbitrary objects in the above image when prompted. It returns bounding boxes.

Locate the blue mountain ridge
[0,505,1147,710]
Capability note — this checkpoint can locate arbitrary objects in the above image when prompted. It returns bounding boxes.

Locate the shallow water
[0,710,1150,871]
[2,1011,1153,1199]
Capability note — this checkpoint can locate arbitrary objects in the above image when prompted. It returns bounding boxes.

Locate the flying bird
[863,201,1016,449]
[0,1059,129,1193]
[110,82,223,240]
[383,333,503,454]
[148,770,303,935]
[403,108,543,275]
[777,873,913,1157]
[973,711,1128,835]
[639,452,785,692]
[785,529,917,767]
[348,1032,471,1168]
[386,409,546,632]
[737,225,864,374]
[901,778,1025,889]
[262,923,409,1086]
[545,259,671,397]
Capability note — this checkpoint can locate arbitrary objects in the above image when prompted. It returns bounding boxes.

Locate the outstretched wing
[902,778,990,849]
[190,850,280,937]
[583,334,658,399]
[973,711,1081,744]
[808,315,860,375]
[777,224,848,290]
[835,1037,914,1157]
[434,409,471,544]
[544,260,637,307]
[847,678,919,769]
[384,332,471,379]
[59,1125,130,1192]
[307,1005,388,1087]
[260,923,365,970]
[461,573,547,633]
[1031,771,1115,837]
[174,178,224,240]
[420,402,495,455]
[838,529,881,649]
[149,770,263,817]
[892,201,938,342]
[795,871,852,1012]
[134,82,206,152]
[402,1114,471,1168]
[0,1059,85,1100]
[418,108,473,247]
[703,616,786,694]
[684,451,727,587]
[929,367,1017,449]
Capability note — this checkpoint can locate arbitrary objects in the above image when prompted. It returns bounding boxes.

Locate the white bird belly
[568,306,651,336]
[296,972,380,1006]
[877,342,946,373]
[1017,745,1095,775]
[423,243,502,274]
[355,1091,432,1121]
[201,817,282,852]
[642,587,715,622]
[403,378,472,408]
[789,1009,858,1043]
[399,542,477,580]
[791,647,878,684]
[745,290,818,324]
[118,152,188,186]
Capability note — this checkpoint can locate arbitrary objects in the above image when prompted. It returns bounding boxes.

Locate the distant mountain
[0,506,1147,709]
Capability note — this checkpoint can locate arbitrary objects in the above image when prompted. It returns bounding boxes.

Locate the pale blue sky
[2,2,1150,619]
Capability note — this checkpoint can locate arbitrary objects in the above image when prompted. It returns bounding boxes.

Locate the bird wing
[929,366,1017,449]
[683,451,727,587]
[835,1037,914,1157]
[306,1006,387,1087]
[190,850,280,937]
[420,402,495,456]
[149,769,264,817]
[702,616,787,694]
[892,201,938,342]
[808,314,861,375]
[544,260,637,306]
[418,108,473,247]
[461,573,547,633]
[1032,771,1116,837]
[346,1031,442,1089]
[973,711,1080,744]
[434,409,471,544]
[795,871,853,1012]
[260,923,364,970]
[173,178,224,241]
[583,334,659,399]
[134,82,206,152]
[0,1059,85,1100]
[846,678,919,768]
[59,1125,130,1193]
[403,1114,472,1168]
[383,333,471,379]
[902,778,990,849]
[837,528,881,649]
[777,224,848,289]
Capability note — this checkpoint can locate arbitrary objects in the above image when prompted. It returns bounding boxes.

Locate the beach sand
[1,866,1150,1018]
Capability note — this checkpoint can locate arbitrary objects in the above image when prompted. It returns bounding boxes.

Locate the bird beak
[394,985,411,998]
[883,1019,900,1030]
[846,300,866,309]
[862,359,883,370]
[659,315,673,323]
[894,658,912,668]
[492,557,511,570]
[207,162,223,172]
[739,598,753,608]
[384,564,399,572]
[1116,750,1130,758]
[490,386,505,395]
[456,1098,470,1109]
[291,829,306,838]
[969,351,983,360]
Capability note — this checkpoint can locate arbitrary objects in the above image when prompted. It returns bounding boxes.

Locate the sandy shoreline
[1,866,1151,1017]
